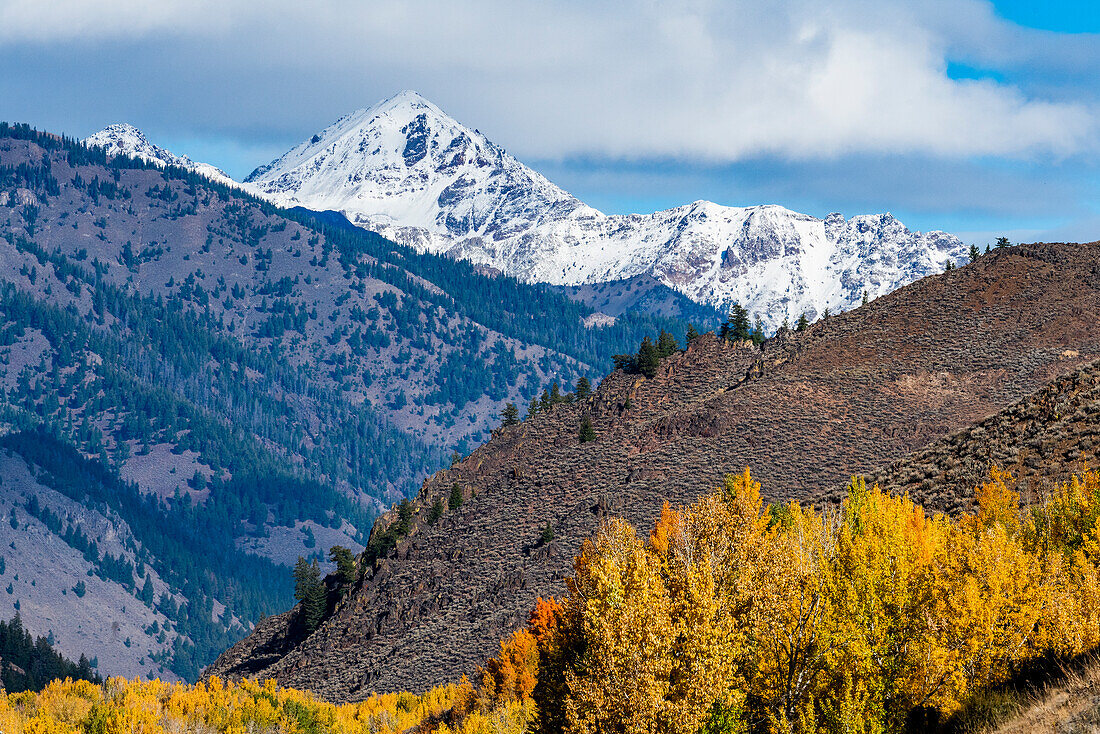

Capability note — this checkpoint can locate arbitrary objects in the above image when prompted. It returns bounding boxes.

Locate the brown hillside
[207,241,1100,700]
[848,357,1100,513]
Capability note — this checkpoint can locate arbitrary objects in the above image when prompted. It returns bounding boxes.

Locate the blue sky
[1,0,1097,245]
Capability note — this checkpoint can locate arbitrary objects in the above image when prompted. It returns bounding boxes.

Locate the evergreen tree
[657,330,679,357]
[944,259,956,272]
[549,381,563,404]
[751,316,765,346]
[861,290,869,306]
[428,498,445,525]
[578,416,596,443]
[996,236,1010,248]
[539,389,551,413]
[612,353,637,372]
[969,244,981,262]
[636,336,660,379]
[575,376,591,400]
[140,576,154,605]
[328,545,358,586]
[500,402,520,427]
[0,614,101,692]
[822,308,831,319]
[449,482,464,511]
[528,395,540,418]
[293,557,325,634]
[796,313,809,331]
[685,324,700,343]
[722,304,751,341]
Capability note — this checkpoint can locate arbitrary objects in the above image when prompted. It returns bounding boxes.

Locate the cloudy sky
[2,0,1098,244]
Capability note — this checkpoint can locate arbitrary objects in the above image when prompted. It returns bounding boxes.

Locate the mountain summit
[84,123,236,187]
[244,91,967,329]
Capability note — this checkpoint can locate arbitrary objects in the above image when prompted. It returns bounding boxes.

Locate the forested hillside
[0,614,100,693]
[0,122,709,680]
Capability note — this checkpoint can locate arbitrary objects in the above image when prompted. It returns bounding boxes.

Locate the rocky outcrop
[206,242,1100,700]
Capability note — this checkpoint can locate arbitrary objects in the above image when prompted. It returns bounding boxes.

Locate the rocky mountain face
[242,91,966,330]
[206,241,1100,699]
[0,123,693,679]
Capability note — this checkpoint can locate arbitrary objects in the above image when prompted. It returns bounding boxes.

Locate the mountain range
[0,90,1010,693]
[87,91,967,331]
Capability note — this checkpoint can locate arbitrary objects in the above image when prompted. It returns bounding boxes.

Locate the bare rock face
[206,242,1100,700]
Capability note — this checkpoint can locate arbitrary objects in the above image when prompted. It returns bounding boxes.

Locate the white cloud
[0,0,229,42]
[1,0,1095,162]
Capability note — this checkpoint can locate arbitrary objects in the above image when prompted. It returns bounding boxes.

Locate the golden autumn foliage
[10,467,1100,734]
[533,466,1100,734]
[0,675,498,734]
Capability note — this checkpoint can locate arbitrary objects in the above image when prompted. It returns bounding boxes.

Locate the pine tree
[944,259,956,271]
[724,303,751,341]
[578,416,596,443]
[328,545,358,586]
[636,336,660,379]
[996,236,1010,248]
[796,313,809,331]
[293,557,326,633]
[141,576,154,605]
[550,381,564,404]
[751,316,765,346]
[528,395,540,418]
[305,560,326,632]
[500,402,520,426]
[657,330,679,357]
[612,353,637,372]
[969,244,981,262]
[686,324,700,343]
[861,290,869,306]
[575,376,592,400]
[428,498,445,524]
[539,389,551,413]
[449,482,464,511]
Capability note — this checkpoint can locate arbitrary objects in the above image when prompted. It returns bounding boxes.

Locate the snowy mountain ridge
[243,91,966,329]
[88,93,967,329]
[84,124,238,188]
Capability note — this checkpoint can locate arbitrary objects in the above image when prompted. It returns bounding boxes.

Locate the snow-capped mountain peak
[84,124,236,187]
[243,92,966,330]
[244,89,580,238]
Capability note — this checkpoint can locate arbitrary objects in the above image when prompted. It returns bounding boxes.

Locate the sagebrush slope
[207,241,1100,698]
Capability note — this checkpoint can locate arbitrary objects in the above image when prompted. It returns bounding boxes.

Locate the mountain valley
[0,122,700,680]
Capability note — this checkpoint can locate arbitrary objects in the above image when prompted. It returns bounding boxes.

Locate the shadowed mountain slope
[207,240,1100,699]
